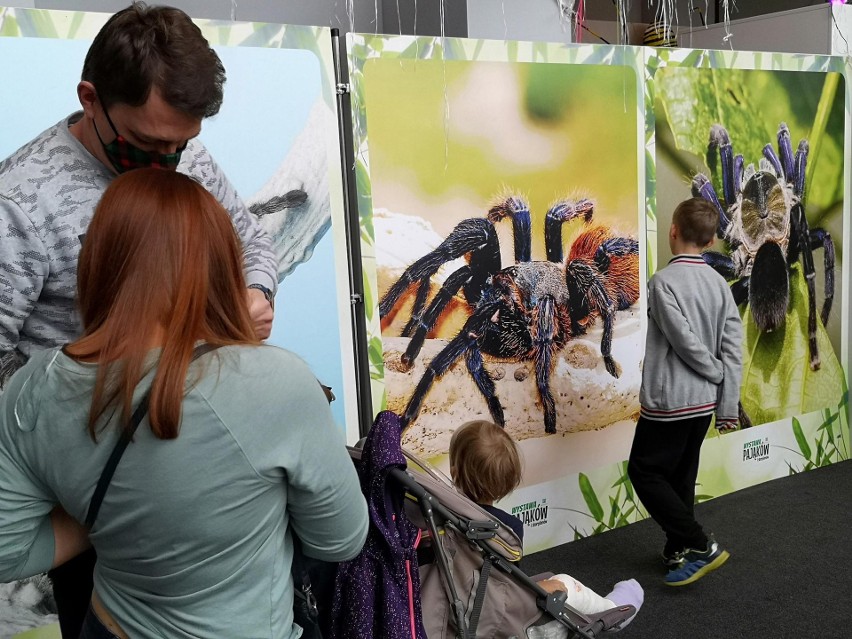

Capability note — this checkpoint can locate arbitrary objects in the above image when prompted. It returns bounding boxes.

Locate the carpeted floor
[521,459,852,639]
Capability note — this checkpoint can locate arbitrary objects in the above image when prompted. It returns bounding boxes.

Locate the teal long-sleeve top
[0,344,368,638]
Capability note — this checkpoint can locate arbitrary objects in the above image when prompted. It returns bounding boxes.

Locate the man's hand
[247,287,274,340]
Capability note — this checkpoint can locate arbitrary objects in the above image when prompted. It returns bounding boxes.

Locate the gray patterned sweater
[0,113,278,386]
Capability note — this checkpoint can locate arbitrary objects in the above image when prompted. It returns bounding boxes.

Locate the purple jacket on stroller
[330,411,427,639]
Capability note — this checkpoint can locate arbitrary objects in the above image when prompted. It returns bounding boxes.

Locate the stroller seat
[395,450,637,638]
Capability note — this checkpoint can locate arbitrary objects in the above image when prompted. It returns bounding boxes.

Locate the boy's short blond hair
[449,420,522,504]
[672,197,719,247]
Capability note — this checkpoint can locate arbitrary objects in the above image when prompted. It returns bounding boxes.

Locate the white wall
[466,0,573,43]
[31,0,383,31]
[678,4,834,53]
[30,0,471,37]
[831,4,852,55]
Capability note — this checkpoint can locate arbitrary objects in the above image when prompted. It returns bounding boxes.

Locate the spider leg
[593,237,637,271]
[544,198,595,263]
[592,285,618,378]
[738,402,753,429]
[808,228,834,326]
[730,277,750,307]
[750,241,789,334]
[790,202,820,369]
[593,237,639,310]
[401,276,433,337]
[530,296,560,434]
[488,195,532,263]
[692,173,730,237]
[379,217,500,318]
[402,266,473,366]
[703,251,749,306]
[734,154,744,190]
[710,124,737,207]
[400,306,496,429]
[776,123,795,187]
[465,348,505,428]
[701,250,736,280]
[762,142,784,179]
[593,237,639,311]
[566,261,618,378]
[793,139,809,200]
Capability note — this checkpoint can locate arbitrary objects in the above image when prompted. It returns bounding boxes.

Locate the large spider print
[692,123,835,370]
[379,195,640,434]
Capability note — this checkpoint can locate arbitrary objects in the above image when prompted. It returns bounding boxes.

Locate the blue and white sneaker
[664,539,729,586]
[661,548,684,570]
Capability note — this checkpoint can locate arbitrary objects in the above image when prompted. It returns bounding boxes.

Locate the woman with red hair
[0,169,367,638]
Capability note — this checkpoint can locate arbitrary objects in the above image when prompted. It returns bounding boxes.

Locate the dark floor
[521,460,852,639]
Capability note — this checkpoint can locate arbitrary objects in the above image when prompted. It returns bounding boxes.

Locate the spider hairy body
[477,262,572,359]
[729,171,791,278]
[693,122,835,371]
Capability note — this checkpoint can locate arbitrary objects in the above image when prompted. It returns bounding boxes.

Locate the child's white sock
[603,579,643,630]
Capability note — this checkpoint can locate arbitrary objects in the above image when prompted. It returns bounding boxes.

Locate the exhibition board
[0,5,849,636]
[349,34,850,552]
[0,8,357,635]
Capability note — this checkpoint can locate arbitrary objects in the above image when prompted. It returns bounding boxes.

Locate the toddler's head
[449,420,522,505]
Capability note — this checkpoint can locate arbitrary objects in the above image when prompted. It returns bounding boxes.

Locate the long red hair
[68,168,260,440]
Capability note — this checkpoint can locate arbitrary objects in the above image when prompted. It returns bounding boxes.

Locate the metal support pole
[331,28,375,437]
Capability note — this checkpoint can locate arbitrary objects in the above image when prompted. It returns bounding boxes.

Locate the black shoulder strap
[84,343,221,529]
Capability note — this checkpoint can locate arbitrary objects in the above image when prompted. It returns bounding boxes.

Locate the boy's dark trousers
[627,414,713,554]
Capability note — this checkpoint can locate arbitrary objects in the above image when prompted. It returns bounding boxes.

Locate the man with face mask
[0,7,280,635]
[0,2,278,393]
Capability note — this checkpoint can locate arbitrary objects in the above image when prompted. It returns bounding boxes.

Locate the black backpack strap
[467,555,493,637]
[84,343,221,529]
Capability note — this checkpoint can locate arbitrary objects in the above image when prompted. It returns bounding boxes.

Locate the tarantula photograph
[379,195,639,434]
[692,122,835,370]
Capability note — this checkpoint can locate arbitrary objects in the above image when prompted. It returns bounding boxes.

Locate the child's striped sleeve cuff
[715,417,738,431]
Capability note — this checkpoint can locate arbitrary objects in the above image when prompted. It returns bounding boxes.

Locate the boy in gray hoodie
[628,197,742,586]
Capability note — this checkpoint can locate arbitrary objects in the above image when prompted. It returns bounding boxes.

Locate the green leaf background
[578,472,604,522]
[740,265,844,424]
[657,68,844,225]
[655,66,846,426]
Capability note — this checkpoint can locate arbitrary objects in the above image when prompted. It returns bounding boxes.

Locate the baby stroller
[333,411,637,639]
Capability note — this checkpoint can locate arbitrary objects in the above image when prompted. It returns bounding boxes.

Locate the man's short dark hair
[82,2,225,119]
[672,197,719,246]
